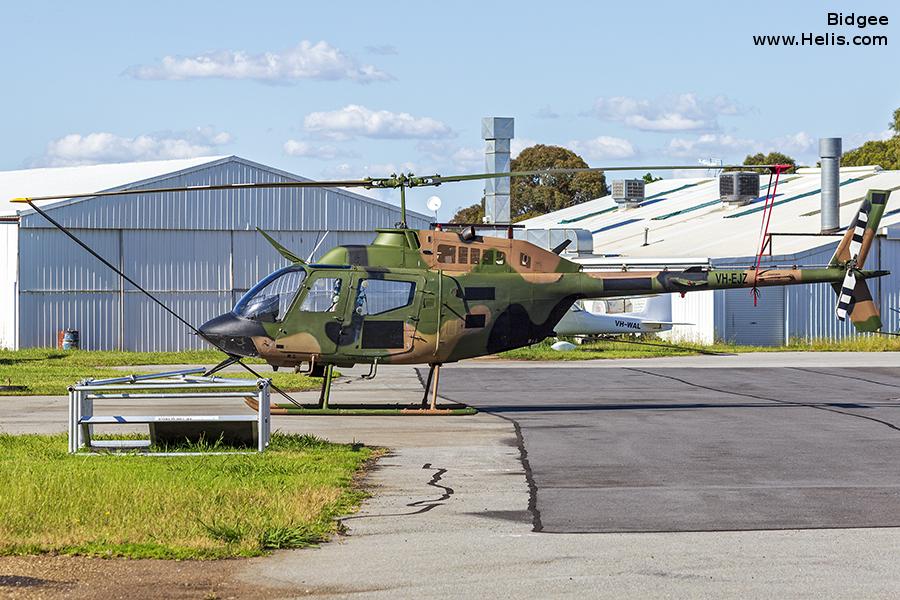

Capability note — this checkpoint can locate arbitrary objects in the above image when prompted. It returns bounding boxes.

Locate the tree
[742,151,798,174]
[509,145,608,221]
[642,172,662,184]
[842,138,900,170]
[842,107,900,170]
[450,201,485,224]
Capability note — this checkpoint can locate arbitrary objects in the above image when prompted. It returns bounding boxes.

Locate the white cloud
[665,130,824,163]
[37,127,232,166]
[844,129,894,150]
[771,131,817,155]
[666,133,755,158]
[417,141,483,171]
[567,136,637,160]
[511,138,538,158]
[304,105,454,140]
[589,94,742,131]
[127,40,391,84]
[283,139,357,160]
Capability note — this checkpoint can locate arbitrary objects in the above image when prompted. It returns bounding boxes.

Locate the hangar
[0,155,429,351]
[522,164,900,345]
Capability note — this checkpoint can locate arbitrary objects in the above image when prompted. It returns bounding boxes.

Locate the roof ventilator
[719,171,760,207]
[612,179,645,210]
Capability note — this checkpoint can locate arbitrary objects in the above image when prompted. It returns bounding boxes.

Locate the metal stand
[68,368,271,454]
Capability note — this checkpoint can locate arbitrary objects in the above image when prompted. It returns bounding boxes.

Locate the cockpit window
[233,266,307,322]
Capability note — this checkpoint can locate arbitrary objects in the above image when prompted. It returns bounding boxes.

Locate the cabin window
[600,298,635,315]
[355,279,416,316]
[481,249,493,264]
[458,247,469,264]
[469,248,481,264]
[495,251,506,265]
[437,244,456,264]
[299,277,343,312]
[233,265,307,322]
[520,253,532,268]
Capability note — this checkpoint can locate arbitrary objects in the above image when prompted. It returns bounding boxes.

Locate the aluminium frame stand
[68,368,271,455]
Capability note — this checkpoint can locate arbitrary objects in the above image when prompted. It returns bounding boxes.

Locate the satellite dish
[426,195,442,212]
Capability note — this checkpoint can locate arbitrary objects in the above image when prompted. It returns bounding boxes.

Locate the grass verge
[0,432,374,559]
[0,349,325,396]
[498,335,900,360]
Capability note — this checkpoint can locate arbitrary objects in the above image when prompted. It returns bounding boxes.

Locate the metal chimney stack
[482,117,514,224]
[819,137,842,233]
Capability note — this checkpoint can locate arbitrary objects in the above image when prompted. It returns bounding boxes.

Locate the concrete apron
[237,364,900,600]
[3,359,900,597]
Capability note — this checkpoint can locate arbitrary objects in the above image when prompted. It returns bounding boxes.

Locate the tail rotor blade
[835,268,857,321]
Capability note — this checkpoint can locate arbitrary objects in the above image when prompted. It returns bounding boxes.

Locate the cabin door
[345,273,425,357]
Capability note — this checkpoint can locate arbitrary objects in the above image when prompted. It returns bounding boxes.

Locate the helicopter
[11,167,891,409]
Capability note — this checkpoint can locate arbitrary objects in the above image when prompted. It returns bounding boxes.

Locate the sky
[2,0,898,218]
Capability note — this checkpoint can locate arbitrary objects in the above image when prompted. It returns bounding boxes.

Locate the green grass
[498,335,900,361]
[0,348,326,396]
[0,432,374,559]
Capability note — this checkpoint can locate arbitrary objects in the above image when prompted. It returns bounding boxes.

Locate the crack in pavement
[414,367,545,532]
[342,463,454,520]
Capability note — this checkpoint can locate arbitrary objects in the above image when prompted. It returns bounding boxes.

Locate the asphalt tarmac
[438,365,900,533]
[5,354,900,597]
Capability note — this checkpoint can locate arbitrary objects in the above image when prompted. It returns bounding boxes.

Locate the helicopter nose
[198,312,266,357]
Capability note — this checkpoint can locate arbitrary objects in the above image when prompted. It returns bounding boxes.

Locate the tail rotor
[830,189,891,332]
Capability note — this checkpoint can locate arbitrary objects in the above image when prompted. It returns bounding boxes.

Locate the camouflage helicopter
[12,167,891,410]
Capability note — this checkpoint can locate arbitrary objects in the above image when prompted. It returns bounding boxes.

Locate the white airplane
[554,294,688,337]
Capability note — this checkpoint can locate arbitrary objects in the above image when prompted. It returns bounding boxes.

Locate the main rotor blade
[10,179,377,203]
[9,164,795,203]
[429,164,788,185]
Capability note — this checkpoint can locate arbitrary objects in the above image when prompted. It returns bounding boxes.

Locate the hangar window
[233,265,307,322]
[437,244,456,264]
[300,277,343,312]
[355,279,416,316]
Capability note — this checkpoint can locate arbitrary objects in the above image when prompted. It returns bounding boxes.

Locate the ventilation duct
[819,137,842,233]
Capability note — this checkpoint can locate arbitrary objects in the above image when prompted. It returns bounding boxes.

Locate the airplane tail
[829,189,891,332]
[630,295,672,323]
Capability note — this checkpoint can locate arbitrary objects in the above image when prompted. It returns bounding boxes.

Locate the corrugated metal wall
[0,223,18,349]
[708,236,898,345]
[784,243,853,342]
[720,286,785,345]
[15,157,429,350]
[662,290,715,344]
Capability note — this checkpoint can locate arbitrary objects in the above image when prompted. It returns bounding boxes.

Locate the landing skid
[243,362,476,416]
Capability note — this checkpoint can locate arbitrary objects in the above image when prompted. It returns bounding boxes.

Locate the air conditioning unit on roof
[719,171,759,207]
[611,179,645,209]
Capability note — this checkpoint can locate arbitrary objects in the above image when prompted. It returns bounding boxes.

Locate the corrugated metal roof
[0,156,226,216]
[1,155,426,223]
[522,166,900,259]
